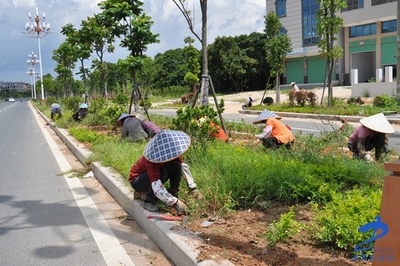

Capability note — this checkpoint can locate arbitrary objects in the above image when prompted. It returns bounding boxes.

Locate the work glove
[365,154,374,163]
[175,199,188,212]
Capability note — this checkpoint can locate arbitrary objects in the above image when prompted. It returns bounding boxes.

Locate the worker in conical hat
[347,113,394,162]
[253,109,295,150]
[129,130,202,212]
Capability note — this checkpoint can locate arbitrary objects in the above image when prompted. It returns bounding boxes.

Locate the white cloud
[0,0,267,82]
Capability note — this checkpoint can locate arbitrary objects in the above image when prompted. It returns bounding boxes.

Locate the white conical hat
[253,109,282,124]
[360,113,395,134]
[144,130,191,163]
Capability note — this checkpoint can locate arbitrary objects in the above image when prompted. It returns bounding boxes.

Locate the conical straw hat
[360,113,395,134]
[116,113,135,126]
[144,130,191,163]
[253,109,282,124]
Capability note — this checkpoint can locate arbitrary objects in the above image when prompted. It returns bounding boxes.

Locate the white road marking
[29,103,134,266]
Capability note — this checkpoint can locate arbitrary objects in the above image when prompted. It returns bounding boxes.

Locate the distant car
[8,97,15,102]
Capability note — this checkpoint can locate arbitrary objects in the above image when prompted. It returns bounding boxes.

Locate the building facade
[266,0,397,86]
[0,81,31,92]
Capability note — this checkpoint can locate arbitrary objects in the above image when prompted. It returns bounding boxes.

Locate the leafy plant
[45,96,57,107]
[112,94,129,105]
[139,99,152,109]
[373,95,397,109]
[362,90,370,97]
[307,91,318,107]
[172,102,225,150]
[62,96,84,111]
[68,127,103,143]
[295,90,308,107]
[265,206,304,246]
[347,97,365,106]
[311,187,382,250]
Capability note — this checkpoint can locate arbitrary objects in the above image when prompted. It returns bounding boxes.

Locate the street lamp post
[27,52,39,99]
[24,7,51,102]
[27,67,35,99]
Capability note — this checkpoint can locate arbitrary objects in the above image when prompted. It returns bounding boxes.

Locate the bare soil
[186,203,373,266]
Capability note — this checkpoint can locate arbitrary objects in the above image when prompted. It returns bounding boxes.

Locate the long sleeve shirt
[121,117,148,142]
[142,120,160,137]
[348,125,375,158]
[129,156,197,205]
[348,125,372,142]
[258,118,295,144]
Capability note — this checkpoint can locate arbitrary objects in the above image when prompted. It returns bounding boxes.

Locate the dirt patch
[188,204,370,266]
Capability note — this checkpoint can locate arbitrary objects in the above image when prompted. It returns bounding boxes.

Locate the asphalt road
[149,108,400,154]
[0,100,172,266]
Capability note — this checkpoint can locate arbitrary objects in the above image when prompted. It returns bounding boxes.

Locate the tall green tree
[208,32,268,94]
[52,41,76,98]
[115,58,131,95]
[81,14,115,99]
[137,56,156,90]
[183,37,201,96]
[209,36,257,93]
[153,49,187,90]
[317,0,346,106]
[264,11,292,104]
[99,0,159,113]
[61,23,92,103]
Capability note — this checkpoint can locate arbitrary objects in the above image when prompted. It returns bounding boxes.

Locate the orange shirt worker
[253,109,295,149]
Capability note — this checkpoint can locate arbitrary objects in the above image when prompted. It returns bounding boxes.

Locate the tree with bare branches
[172,0,209,105]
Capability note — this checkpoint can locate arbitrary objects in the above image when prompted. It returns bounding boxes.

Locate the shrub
[373,95,397,109]
[347,97,365,106]
[96,103,127,126]
[295,90,308,107]
[63,96,84,111]
[263,97,274,106]
[90,98,107,116]
[45,96,57,107]
[112,94,129,105]
[307,91,318,107]
[139,99,152,109]
[311,187,382,250]
[288,90,295,106]
[172,105,221,150]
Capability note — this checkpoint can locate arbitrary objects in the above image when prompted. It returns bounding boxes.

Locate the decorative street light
[27,67,36,99]
[26,52,39,99]
[24,7,51,102]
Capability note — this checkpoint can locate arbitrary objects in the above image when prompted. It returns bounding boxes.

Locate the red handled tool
[147,215,182,221]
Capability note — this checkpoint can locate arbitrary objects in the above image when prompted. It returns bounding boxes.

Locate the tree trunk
[327,58,335,104]
[200,0,209,106]
[81,59,88,103]
[275,75,281,104]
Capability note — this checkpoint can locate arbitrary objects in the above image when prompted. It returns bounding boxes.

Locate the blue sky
[0,0,266,83]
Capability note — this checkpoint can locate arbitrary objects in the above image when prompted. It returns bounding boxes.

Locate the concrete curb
[32,104,233,266]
